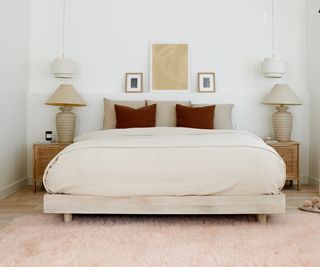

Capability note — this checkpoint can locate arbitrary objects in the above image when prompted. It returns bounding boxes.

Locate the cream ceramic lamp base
[272,105,292,142]
[56,106,76,143]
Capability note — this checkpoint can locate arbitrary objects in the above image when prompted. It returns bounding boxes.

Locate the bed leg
[257,214,267,224]
[63,213,73,223]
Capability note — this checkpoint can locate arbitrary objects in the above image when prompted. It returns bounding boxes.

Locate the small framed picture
[125,73,143,93]
[198,72,216,93]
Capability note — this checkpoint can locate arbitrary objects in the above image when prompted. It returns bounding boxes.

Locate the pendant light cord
[62,0,66,58]
[272,0,275,57]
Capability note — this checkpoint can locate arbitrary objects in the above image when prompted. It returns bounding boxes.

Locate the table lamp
[46,84,86,143]
[263,84,301,142]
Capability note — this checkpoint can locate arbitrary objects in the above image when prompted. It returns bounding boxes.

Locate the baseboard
[0,177,28,200]
[308,176,319,189]
[300,176,309,185]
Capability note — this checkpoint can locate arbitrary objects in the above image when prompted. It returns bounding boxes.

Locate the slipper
[299,197,320,214]
[299,206,320,213]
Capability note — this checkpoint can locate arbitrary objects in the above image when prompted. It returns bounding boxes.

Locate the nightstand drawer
[34,147,65,178]
[273,145,298,178]
[33,143,70,192]
[266,141,300,190]
[35,162,52,178]
[37,147,64,159]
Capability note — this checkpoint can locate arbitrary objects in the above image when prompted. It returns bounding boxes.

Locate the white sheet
[43,127,286,197]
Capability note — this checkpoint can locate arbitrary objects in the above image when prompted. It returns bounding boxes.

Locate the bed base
[44,193,285,224]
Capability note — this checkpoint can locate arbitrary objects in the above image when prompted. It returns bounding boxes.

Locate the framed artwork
[125,73,143,93]
[150,43,190,92]
[198,72,216,93]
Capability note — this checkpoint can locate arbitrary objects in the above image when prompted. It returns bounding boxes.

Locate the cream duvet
[43,127,286,197]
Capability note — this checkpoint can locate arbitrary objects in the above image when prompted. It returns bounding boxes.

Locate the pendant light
[262,0,285,78]
[51,0,75,78]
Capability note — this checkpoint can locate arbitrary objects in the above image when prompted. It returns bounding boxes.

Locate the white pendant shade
[262,57,285,78]
[51,58,75,78]
[51,0,76,78]
[262,0,285,78]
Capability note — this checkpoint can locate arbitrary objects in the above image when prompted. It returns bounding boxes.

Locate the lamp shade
[46,84,86,106]
[263,84,302,105]
[51,58,75,78]
[262,57,285,78]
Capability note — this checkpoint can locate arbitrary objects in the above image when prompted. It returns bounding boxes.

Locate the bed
[43,125,286,224]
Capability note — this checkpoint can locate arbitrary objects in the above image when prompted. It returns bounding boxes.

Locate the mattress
[43,127,286,197]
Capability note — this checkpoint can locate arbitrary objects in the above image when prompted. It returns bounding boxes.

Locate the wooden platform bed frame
[44,193,285,224]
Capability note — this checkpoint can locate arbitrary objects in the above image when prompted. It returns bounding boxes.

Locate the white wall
[27,0,309,180]
[307,0,320,182]
[0,0,30,196]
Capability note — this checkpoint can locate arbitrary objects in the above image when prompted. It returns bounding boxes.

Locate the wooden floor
[0,184,318,228]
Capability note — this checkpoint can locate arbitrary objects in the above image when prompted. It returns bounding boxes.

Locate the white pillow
[103,98,146,129]
[146,100,191,127]
[192,104,234,129]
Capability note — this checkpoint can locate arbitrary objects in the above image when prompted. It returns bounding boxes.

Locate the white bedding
[43,127,286,197]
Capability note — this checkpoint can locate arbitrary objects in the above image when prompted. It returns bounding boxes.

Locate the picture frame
[198,72,216,93]
[125,73,143,93]
[150,43,190,92]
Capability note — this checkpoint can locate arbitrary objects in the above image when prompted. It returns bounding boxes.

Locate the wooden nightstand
[33,143,70,192]
[266,141,300,190]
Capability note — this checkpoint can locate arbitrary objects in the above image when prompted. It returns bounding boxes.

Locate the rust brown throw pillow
[176,104,215,129]
[115,104,157,128]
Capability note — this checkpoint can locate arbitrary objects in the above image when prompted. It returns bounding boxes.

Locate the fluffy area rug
[0,213,319,267]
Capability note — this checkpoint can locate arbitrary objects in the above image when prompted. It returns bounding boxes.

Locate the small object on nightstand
[45,131,53,142]
[266,141,300,190]
[33,142,70,193]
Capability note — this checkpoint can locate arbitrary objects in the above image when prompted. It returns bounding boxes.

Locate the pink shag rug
[0,214,319,267]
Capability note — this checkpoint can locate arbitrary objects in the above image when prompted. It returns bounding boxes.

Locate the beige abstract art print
[150,44,189,91]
